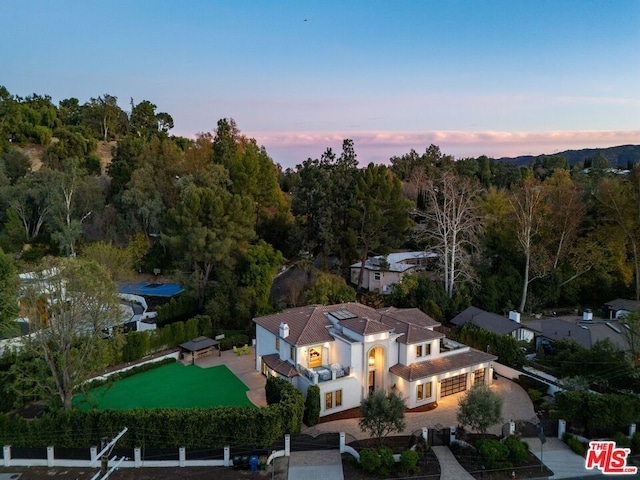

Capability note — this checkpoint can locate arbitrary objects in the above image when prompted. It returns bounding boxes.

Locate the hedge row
[79,357,177,393]
[0,377,304,449]
[553,391,640,431]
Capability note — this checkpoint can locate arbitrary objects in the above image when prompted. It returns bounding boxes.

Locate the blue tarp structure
[118,282,184,297]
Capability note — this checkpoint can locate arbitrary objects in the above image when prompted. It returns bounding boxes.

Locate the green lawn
[74,363,255,410]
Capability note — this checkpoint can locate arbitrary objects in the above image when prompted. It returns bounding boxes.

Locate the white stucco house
[253,302,496,417]
[350,251,437,294]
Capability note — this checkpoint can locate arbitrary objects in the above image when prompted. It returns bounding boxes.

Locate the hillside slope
[497,144,640,168]
[13,140,116,173]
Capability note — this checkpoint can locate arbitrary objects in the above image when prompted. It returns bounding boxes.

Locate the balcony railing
[297,363,350,384]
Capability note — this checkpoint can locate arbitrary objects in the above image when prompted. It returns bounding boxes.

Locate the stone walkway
[432,446,476,480]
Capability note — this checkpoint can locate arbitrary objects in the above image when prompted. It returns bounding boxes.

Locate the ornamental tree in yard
[457,384,503,435]
[14,256,123,409]
[359,389,406,445]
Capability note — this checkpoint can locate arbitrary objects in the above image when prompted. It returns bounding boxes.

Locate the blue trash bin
[249,455,259,472]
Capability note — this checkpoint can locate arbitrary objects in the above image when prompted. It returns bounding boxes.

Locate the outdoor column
[630,424,637,438]
[558,419,566,440]
[179,447,185,467]
[284,434,290,457]
[421,427,428,442]
[449,427,456,445]
[90,446,98,464]
[47,446,54,467]
[509,420,516,436]
[224,446,230,466]
[339,432,345,453]
[3,445,11,467]
[134,448,141,468]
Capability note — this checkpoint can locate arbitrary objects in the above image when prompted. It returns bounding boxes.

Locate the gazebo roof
[179,336,218,352]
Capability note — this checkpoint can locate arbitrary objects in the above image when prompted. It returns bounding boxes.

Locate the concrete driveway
[303,375,538,439]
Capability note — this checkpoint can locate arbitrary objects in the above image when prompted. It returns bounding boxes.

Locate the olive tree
[359,389,406,445]
[457,384,503,435]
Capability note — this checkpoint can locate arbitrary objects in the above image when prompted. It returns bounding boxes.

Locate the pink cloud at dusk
[251,130,640,167]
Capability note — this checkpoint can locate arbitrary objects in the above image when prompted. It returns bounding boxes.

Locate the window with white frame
[374,272,381,280]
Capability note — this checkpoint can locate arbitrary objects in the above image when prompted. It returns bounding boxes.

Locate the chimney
[583,309,593,321]
[509,311,521,323]
[279,322,290,339]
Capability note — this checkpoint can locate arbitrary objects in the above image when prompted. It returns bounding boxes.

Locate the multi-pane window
[416,382,432,401]
[325,389,343,409]
[474,368,485,385]
[290,346,295,360]
[275,337,280,350]
[374,272,381,280]
[416,343,431,358]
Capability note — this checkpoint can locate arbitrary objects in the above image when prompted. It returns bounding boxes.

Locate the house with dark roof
[604,299,640,320]
[450,306,538,342]
[527,311,629,351]
[350,251,437,293]
[253,302,496,417]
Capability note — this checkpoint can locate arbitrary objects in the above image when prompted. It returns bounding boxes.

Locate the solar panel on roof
[330,309,357,320]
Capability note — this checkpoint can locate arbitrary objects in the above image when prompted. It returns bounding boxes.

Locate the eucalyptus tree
[415,170,481,299]
[596,165,640,300]
[510,175,548,312]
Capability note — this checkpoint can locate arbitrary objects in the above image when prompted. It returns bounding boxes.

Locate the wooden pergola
[179,336,220,364]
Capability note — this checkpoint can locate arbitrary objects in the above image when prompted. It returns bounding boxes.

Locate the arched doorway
[367,346,385,394]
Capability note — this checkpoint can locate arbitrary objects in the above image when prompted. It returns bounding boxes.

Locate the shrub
[563,433,587,457]
[527,388,542,403]
[304,385,320,426]
[122,330,151,362]
[504,435,528,463]
[378,445,395,475]
[359,448,381,474]
[632,431,640,455]
[613,431,632,449]
[477,438,511,469]
[219,334,250,351]
[265,376,288,405]
[399,449,420,474]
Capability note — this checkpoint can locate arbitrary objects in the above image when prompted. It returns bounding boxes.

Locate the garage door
[441,373,467,397]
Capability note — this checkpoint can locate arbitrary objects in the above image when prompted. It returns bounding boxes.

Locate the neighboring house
[0,318,31,356]
[450,306,538,342]
[527,310,629,352]
[350,251,437,293]
[604,299,640,320]
[253,302,496,417]
[118,282,185,331]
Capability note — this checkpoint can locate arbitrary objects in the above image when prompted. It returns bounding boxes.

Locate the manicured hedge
[0,374,304,448]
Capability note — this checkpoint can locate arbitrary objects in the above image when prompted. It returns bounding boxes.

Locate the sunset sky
[2,0,639,167]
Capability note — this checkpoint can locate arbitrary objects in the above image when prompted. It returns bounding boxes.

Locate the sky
[1,0,639,168]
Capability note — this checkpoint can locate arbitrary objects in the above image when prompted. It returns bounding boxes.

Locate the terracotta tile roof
[262,353,298,378]
[378,307,441,329]
[389,349,497,381]
[254,302,442,347]
[339,316,393,335]
[379,316,444,344]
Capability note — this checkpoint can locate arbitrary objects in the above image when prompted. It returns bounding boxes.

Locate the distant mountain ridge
[496,144,640,168]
